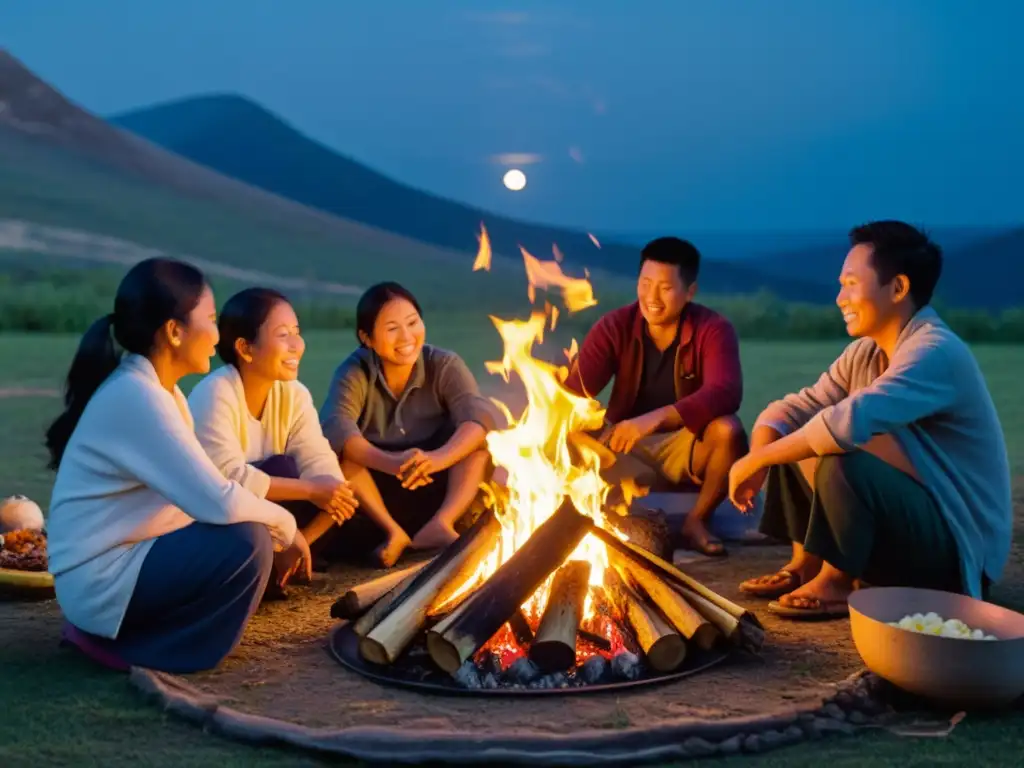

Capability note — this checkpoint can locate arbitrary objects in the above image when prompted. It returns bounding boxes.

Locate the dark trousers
[253,453,452,563]
[760,451,965,593]
[107,521,273,673]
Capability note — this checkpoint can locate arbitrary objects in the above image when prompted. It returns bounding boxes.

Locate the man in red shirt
[562,237,748,556]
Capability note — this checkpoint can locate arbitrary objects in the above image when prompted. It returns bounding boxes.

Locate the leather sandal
[767,594,850,620]
[739,569,802,599]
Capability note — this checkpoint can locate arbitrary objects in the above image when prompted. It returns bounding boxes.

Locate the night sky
[5,0,1022,233]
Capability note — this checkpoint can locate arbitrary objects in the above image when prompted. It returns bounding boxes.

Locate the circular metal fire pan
[328,622,732,697]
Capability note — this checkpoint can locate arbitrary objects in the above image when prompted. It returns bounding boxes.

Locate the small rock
[506,658,540,685]
[548,672,567,687]
[481,673,499,690]
[759,730,792,749]
[453,661,481,689]
[611,651,642,681]
[784,725,804,740]
[580,655,609,684]
[717,735,743,755]
[822,703,847,721]
[742,734,763,753]
[848,710,868,725]
[681,737,715,757]
[834,691,855,709]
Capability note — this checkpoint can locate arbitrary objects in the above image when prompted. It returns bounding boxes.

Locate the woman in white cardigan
[46,258,299,674]
[189,288,359,588]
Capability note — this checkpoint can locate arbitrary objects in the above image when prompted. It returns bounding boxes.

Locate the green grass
[1,329,1022,767]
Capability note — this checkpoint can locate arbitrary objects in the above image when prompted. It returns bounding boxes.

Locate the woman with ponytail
[45,258,298,674]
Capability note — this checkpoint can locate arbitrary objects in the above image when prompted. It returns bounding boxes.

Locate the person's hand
[604,412,661,454]
[327,481,359,524]
[307,476,345,511]
[728,452,769,514]
[398,449,439,490]
[274,529,312,587]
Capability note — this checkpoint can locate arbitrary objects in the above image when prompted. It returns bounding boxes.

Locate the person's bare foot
[679,517,727,557]
[777,572,854,609]
[375,530,411,568]
[410,517,460,550]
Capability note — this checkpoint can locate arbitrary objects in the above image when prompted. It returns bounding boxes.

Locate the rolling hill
[0,49,611,314]
[109,93,832,301]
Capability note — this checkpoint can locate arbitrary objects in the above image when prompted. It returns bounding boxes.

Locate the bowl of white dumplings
[849,586,1024,707]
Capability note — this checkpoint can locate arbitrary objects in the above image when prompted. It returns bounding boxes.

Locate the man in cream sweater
[730,221,1011,619]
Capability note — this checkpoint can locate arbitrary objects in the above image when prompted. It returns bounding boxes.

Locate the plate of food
[0,528,54,600]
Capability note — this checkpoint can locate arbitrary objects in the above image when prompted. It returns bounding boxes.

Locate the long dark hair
[355,282,423,348]
[216,287,290,368]
[45,258,208,470]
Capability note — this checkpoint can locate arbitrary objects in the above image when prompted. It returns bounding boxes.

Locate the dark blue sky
[5,1,1022,233]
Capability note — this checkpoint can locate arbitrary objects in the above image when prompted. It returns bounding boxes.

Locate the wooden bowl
[849,587,1024,708]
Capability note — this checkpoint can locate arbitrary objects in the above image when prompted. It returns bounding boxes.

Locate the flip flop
[739,569,802,599]
[679,533,728,558]
[767,595,850,620]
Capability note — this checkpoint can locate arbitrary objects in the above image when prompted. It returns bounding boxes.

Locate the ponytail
[45,314,122,470]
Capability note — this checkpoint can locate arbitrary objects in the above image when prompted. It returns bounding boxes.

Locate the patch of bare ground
[3,480,1021,739]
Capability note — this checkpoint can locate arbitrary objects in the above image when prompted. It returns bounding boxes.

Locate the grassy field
[1,327,1022,767]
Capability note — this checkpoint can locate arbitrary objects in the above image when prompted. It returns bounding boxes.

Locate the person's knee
[225,521,275,577]
[703,415,748,458]
[813,453,871,509]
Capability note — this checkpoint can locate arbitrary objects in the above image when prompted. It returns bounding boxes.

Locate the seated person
[46,259,298,674]
[319,282,501,567]
[561,237,748,557]
[731,221,1012,620]
[188,288,359,589]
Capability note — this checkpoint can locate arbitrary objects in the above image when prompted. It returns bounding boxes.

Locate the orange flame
[521,246,597,313]
[444,227,623,626]
[473,223,492,271]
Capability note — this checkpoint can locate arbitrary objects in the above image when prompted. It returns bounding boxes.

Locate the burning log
[331,559,434,620]
[588,523,764,652]
[426,498,591,674]
[529,560,591,672]
[358,509,502,665]
[508,609,535,648]
[614,557,719,651]
[603,568,686,673]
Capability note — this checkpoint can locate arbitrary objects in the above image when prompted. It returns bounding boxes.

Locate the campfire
[330,231,764,691]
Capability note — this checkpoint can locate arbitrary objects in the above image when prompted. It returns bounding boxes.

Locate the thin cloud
[491,153,543,166]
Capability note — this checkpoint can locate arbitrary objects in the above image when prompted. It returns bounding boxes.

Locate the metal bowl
[848,587,1024,708]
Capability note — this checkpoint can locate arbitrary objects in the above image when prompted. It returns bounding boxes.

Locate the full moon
[503,168,527,191]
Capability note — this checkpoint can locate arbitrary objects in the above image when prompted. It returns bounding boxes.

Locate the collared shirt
[319,345,502,452]
[562,301,743,434]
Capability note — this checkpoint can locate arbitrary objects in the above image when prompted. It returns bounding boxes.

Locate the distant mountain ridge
[111,94,834,302]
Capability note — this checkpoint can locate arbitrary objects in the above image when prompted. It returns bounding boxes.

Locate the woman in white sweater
[189,288,358,589]
[46,258,299,674]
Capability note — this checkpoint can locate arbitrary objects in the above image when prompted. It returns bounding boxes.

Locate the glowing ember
[587,233,601,249]
[520,246,597,313]
[552,243,565,263]
[473,223,492,271]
